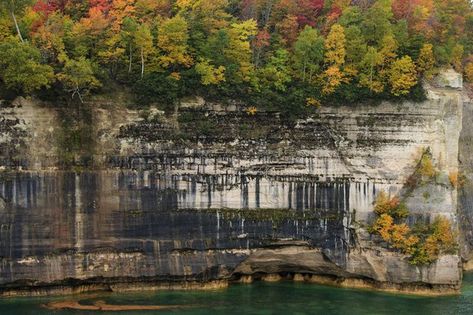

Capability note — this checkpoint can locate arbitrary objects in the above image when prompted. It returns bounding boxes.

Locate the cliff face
[459,80,473,269]
[0,72,470,296]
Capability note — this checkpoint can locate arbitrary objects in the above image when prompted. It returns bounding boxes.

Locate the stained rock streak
[0,72,470,295]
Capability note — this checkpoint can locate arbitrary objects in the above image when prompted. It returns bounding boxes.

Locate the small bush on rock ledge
[405,149,438,192]
[373,191,409,218]
[369,191,457,265]
[449,171,466,188]
[409,217,458,265]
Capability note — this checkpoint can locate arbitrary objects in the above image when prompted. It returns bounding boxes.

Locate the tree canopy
[0,0,472,109]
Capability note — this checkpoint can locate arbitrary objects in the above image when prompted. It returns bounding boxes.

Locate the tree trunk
[128,43,132,73]
[72,83,84,104]
[302,60,307,82]
[11,11,24,43]
[254,48,262,68]
[369,61,374,93]
[141,47,144,79]
[262,1,274,27]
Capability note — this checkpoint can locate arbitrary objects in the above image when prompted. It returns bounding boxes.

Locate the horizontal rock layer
[0,77,470,295]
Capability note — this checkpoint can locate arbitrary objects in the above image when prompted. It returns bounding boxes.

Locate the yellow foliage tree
[77,7,110,36]
[372,213,420,255]
[378,34,398,83]
[225,19,257,82]
[306,97,321,108]
[431,216,457,253]
[451,44,464,72]
[325,24,346,66]
[422,216,457,263]
[465,62,473,82]
[0,16,12,41]
[417,43,435,78]
[374,191,400,215]
[389,56,418,96]
[373,214,394,242]
[177,0,230,34]
[379,35,398,67]
[390,223,419,254]
[31,13,69,62]
[109,0,136,31]
[323,24,346,94]
[195,59,226,85]
[135,0,170,21]
[323,66,345,94]
[370,186,457,265]
[158,15,193,70]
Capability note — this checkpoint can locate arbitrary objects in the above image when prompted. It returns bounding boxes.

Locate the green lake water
[2,274,473,315]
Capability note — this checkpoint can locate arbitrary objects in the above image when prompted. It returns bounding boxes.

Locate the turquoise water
[2,275,473,315]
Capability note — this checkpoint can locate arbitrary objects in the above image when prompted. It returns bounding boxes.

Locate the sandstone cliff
[0,71,470,296]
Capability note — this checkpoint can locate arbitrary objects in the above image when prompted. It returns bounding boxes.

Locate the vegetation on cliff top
[0,0,472,112]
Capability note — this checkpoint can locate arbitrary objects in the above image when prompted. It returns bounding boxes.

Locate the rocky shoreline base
[0,272,460,298]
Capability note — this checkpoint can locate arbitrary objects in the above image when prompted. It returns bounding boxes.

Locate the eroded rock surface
[0,77,470,295]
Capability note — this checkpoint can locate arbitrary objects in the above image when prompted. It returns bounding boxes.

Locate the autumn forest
[0,0,472,113]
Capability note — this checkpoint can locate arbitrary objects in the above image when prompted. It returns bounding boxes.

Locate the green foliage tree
[0,0,32,42]
[57,56,101,102]
[224,19,257,83]
[293,26,324,83]
[258,48,292,91]
[344,26,367,65]
[359,46,385,93]
[132,72,180,110]
[0,0,472,108]
[362,0,393,45]
[121,17,139,74]
[158,15,193,73]
[134,23,153,79]
[0,38,54,93]
[195,59,226,85]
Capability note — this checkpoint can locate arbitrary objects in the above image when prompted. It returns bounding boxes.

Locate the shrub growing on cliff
[419,153,437,178]
[449,171,466,188]
[409,217,458,265]
[465,62,473,83]
[371,213,419,256]
[405,149,438,191]
[373,191,408,218]
[132,73,180,111]
[371,192,418,255]
[370,190,457,265]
